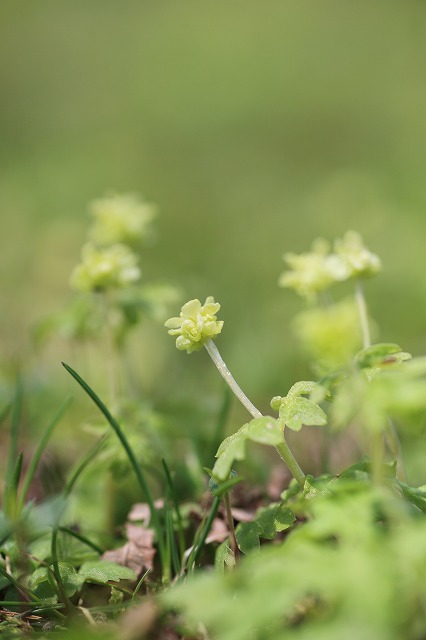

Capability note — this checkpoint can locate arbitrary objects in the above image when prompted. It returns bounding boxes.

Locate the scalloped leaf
[279,396,327,431]
[255,503,295,538]
[236,504,295,553]
[236,521,263,554]
[78,560,136,584]
[246,417,283,446]
[287,381,318,398]
[213,418,284,481]
[212,430,248,482]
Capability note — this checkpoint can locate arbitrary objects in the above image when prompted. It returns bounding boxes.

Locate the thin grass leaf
[165,499,181,576]
[0,401,11,426]
[58,526,104,555]
[4,377,23,511]
[62,362,166,576]
[189,496,221,570]
[18,397,72,511]
[162,459,185,560]
[0,563,39,603]
[4,452,24,518]
[131,568,151,601]
[50,529,75,615]
[64,434,109,497]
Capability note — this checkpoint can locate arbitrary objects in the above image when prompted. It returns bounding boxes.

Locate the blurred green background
[1,1,426,479]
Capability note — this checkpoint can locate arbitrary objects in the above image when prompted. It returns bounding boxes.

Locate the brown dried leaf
[205,518,229,544]
[128,499,164,526]
[230,507,256,523]
[103,525,156,574]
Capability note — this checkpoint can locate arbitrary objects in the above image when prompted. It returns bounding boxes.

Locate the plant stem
[371,430,384,485]
[224,492,239,566]
[354,282,407,482]
[100,292,119,412]
[355,280,371,349]
[385,418,407,482]
[204,339,306,485]
[275,439,306,486]
[204,340,262,419]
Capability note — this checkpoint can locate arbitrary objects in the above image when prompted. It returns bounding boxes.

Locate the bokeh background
[1,1,426,485]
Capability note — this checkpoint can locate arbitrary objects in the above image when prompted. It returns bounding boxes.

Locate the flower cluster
[70,192,151,293]
[89,193,156,247]
[279,232,381,299]
[334,231,382,279]
[70,243,141,292]
[165,297,224,353]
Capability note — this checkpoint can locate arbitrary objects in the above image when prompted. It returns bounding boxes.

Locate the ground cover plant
[2,199,426,639]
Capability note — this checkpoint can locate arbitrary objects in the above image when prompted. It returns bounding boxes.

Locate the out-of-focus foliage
[1,0,426,403]
[165,477,426,640]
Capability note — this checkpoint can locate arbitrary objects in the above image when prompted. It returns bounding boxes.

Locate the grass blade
[0,401,11,426]
[4,377,23,508]
[62,362,166,576]
[58,526,104,555]
[187,496,220,571]
[18,397,72,511]
[64,434,109,497]
[162,459,185,560]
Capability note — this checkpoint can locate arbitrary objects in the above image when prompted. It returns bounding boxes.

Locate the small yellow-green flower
[165,297,224,353]
[88,193,156,247]
[279,238,347,299]
[334,231,382,279]
[293,297,364,374]
[70,243,141,292]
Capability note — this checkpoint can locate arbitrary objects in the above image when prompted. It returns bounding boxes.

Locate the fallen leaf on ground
[102,524,155,574]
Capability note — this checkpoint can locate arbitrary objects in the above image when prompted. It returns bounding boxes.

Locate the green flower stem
[204,339,306,485]
[385,418,407,482]
[371,430,385,485]
[354,282,406,482]
[355,280,371,349]
[204,340,262,419]
[275,439,306,486]
[101,292,119,412]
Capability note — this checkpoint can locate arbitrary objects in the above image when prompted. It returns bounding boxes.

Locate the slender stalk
[204,339,306,485]
[276,439,306,486]
[355,280,371,349]
[224,492,239,565]
[204,340,262,419]
[355,281,406,482]
[371,430,384,485]
[385,418,407,482]
[100,292,119,412]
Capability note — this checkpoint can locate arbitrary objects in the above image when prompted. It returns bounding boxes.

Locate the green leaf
[213,419,284,482]
[397,482,426,514]
[246,417,283,446]
[279,396,327,431]
[287,381,318,398]
[236,504,295,554]
[48,562,84,597]
[215,542,235,572]
[29,563,83,603]
[355,343,411,369]
[79,560,136,584]
[212,431,247,482]
[255,504,295,538]
[236,521,263,554]
[215,424,249,457]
